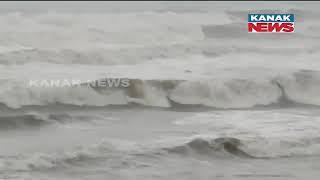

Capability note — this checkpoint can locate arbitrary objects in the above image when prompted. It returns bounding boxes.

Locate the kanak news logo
[248,14,295,33]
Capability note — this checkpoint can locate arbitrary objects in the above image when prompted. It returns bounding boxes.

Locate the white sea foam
[0,2,320,180]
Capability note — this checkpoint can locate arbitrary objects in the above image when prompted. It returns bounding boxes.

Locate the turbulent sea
[1,1,320,180]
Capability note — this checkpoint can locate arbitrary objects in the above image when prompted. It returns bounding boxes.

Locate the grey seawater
[0,1,320,180]
[0,106,320,180]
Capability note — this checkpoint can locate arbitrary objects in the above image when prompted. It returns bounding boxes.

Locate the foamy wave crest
[275,70,320,105]
[157,136,320,159]
[2,44,315,65]
[1,70,320,109]
[0,10,318,66]
[0,139,138,171]
[0,82,128,109]
[2,136,320,172]
[162,137,255,158]
[169,79,281,108]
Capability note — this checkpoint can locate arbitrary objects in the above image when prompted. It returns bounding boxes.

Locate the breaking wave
[0,8,320,110]
[3,135,320,172]
[0,139,138,172]
[159,136,320,159]
[1,70,320,109]
[162,137,256,158]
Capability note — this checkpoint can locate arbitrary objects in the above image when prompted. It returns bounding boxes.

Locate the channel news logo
[248,14,295,33]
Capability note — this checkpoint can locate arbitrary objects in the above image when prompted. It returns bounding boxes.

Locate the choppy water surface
[0,2,320,180]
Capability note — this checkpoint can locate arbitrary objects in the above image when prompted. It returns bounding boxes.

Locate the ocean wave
[162,137,255,159]
[0,139,137,172]
[0,11,209,49]
[0,112,76,129]
[158,136,320,159]
[0,113,51,129]
[0,45,203,65]
[1,44,317,65]
[0,9,318,66]
[2,135,320,172]
[1,69,320,109]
